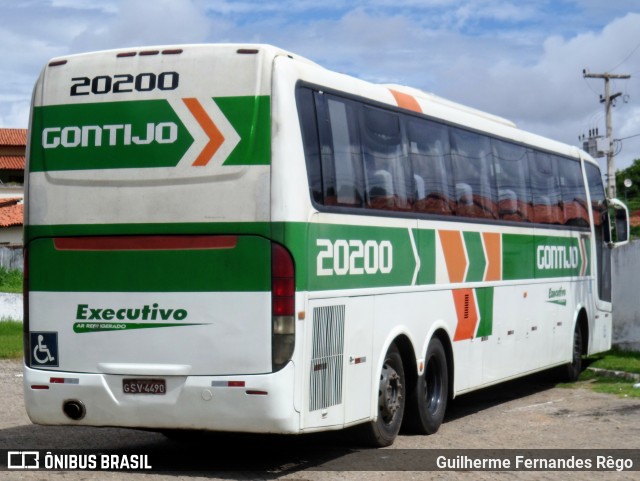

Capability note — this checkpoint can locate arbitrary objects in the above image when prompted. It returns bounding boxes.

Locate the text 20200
[70,72,179,96]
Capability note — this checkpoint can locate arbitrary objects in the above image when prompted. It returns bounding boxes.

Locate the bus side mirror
[607,198,630,246]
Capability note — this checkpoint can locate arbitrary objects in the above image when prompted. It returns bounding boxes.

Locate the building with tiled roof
[0,128,26,187]
[0,128,25,245]
[0,198,23,245]
[0,198,23,226]
[0,128,26,146]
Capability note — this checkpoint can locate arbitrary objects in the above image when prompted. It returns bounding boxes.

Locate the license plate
[123,378,166,395]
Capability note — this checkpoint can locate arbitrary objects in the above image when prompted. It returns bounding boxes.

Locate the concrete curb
[587,366,640,382]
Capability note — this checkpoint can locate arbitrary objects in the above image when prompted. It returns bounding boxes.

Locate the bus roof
[383,83,517,129]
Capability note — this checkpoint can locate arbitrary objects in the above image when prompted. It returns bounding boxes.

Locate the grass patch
[0,320,22,359]
[586,347,640,374]
[572,370,640,398]
[559,348,640,398]
[0,266,23,293]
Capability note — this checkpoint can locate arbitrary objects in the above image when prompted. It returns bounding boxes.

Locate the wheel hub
[379,364,402,423]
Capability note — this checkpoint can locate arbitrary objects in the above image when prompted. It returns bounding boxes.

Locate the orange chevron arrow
[439,230,467,283]
[183,98,225,166]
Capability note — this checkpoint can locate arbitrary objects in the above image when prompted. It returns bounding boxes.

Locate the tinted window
[493,139,531,222]
[586,162,607,231]
[296,88,323,204]
[450,128,498,219]
[559,158,589,226]
[296,85,592,230]
[319,95,365,207]
[407,118,454,215]
[361,106,412,211]
[529,151,562,224]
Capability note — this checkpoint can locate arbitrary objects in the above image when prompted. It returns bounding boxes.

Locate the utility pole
[582,70,631,198]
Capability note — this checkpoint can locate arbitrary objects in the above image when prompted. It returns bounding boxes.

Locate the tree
[616,158,640,209]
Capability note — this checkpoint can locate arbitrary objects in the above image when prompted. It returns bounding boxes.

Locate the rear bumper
[24,362,300,434]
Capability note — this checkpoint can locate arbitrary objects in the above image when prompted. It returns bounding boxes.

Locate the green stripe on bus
[29,236,271,292]
[502,234,534,280]
[215,96,271,166]
[463,232,486,283]
[26,222,592,293]
[475,287,494,338]
[417,229,436,286]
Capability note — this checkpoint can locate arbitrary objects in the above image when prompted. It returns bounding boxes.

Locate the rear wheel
[405,336,448,434]
[358,343,405,447]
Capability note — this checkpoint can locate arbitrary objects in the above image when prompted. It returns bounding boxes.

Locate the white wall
[612,239,640,351]
[0,293,22,321]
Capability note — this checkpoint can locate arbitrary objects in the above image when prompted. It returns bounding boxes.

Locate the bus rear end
[24,44,298,433]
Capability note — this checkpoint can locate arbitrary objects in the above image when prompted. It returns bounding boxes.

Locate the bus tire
[358,343,405,447]
[557,322,583,382]
[405,336,448,434]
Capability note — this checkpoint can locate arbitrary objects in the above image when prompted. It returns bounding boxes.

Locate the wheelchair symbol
[33,335,55,364]
[30,332,58,367]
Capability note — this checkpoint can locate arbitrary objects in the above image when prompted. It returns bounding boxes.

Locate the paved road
[1,359,639,480]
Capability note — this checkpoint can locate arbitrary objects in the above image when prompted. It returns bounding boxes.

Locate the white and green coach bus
[24,44,629,446]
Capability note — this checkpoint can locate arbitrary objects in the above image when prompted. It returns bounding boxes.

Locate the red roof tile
[0,129,27,146]
[0,202,23,228]
[0,156,25,170]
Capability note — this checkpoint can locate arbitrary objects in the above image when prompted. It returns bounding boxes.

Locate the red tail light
[271,243,294,317]
[271,243,295,371]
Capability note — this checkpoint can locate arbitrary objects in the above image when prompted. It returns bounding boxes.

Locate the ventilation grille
[309,305,345,412]
[464,293,470,319]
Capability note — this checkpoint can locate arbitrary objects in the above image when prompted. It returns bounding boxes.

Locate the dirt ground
[1,358,639,480]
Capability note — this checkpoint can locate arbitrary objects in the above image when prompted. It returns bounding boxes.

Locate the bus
[24,43,629,447]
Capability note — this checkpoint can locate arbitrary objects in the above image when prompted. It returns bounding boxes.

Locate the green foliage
[616,158,640,206]
[0,320,22,359]
[0,266,23,293]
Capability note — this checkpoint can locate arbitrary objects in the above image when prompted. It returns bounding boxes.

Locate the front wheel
[405,336,448,434]
[557,322,583,382]
[358,343,405,447]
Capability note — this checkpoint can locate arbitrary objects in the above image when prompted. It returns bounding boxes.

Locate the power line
[609,37,640,72]
[616,132,640,141]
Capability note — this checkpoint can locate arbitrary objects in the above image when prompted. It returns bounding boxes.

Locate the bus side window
[407,118,454,215]
[361,106,412,211]
[493,139,531,222]
[320,95,365,207]
[559,157,589,227]
[296,88,324,205]
[450,128,498,219]
[529,151,562,224]
[587,166,607,231]
[586,162,611,302]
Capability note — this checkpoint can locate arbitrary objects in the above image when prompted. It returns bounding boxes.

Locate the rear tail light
[271,243,295,371]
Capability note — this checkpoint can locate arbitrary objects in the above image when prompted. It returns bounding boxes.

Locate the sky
[2,0,640,175]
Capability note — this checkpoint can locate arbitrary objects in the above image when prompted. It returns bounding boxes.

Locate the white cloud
[70,0,210,51]
[0,95,31,129]
[1,0,639,171]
